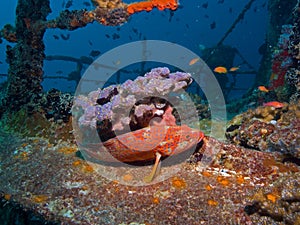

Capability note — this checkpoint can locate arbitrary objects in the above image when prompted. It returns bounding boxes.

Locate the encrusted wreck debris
[0,0,299,224]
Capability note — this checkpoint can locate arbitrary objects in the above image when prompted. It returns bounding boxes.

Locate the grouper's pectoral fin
[143,152,162,183]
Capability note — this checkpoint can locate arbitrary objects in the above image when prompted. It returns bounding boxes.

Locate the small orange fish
[258,86,269,92]
[229,66,239,72]
[263,101,284,108]
[189,57,200,65]
[213,66,227,74]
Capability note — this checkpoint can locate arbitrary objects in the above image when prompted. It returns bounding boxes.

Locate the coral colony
[269,3,300,101]
[73,67,200,182]
[73,67,193,139]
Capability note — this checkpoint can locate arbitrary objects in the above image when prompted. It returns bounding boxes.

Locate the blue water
[0,0,268,100]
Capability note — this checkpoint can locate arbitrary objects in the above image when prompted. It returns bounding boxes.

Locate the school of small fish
[212,66,240,74]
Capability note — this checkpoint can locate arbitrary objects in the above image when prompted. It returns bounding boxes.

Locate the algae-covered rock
[226,101,300,159]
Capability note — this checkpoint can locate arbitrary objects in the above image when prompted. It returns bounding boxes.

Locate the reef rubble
[226,100,300,159]
[0,125,299,224]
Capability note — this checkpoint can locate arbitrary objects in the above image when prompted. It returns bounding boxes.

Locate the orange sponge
[127,0,178,14]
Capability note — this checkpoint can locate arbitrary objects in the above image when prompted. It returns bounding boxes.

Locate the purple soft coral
[73,67,193,133]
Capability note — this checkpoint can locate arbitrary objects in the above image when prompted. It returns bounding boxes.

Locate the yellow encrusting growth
[32,195,49,203]
[82,164,94,173]
[122,173,133,182]
[4,194,11,201]
[171,176,187,189]
[236,175,245,184]
[207,199,218,206]
[266,193,278,203]
[217,176,230,187]
[73,160,82,166]
[58,146,77,154]
[152,197,160,204]
[201,170,212,177]
[205,184,213,191]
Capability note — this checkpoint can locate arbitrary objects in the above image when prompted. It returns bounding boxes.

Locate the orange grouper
[82,124,204,182]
